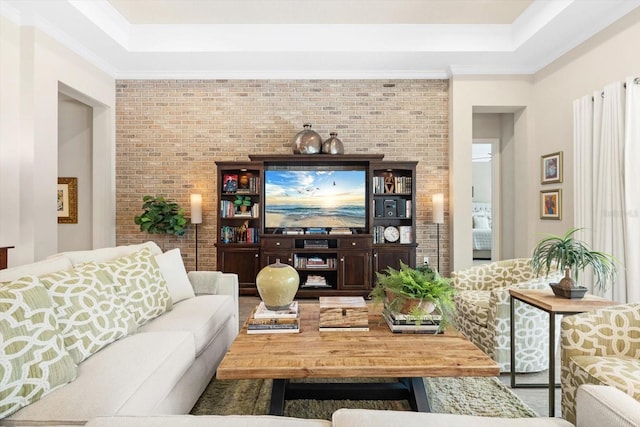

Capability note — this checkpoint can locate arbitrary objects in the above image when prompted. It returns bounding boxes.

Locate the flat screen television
[264,169,367,231]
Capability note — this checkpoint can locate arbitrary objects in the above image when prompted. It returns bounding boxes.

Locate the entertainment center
[215,154,417,297]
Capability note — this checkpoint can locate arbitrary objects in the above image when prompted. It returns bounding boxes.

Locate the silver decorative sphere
[321,132,344,155]
[292,123,322,155]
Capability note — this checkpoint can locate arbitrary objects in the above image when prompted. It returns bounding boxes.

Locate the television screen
[264,169,367,229]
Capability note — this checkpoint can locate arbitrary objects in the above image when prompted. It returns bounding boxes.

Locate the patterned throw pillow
[0,276,77,418]
[92,247,172,326]
[38,266,138,364]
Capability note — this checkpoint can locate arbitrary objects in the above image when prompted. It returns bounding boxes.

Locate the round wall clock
[383,226,400,243]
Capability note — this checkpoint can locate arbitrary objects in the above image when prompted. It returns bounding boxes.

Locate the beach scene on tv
[265,170,367,229]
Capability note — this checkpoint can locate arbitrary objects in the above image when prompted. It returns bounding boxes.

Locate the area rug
[190,377,537,420]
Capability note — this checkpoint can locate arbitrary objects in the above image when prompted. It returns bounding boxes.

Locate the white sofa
[0,242,239,426]
[79,386,640,427]
[81,412,569,427]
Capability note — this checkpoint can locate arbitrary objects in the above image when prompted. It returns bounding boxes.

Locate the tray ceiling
[1,0,638,79]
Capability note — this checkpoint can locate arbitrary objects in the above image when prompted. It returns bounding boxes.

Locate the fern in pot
[370,262,456,329]
[530,227,617,299]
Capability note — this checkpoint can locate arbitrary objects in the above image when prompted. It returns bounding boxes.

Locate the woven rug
[190,376,537,420]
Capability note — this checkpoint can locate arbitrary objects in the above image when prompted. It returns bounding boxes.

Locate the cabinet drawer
[261,238,292,249]
[340,237,371,250]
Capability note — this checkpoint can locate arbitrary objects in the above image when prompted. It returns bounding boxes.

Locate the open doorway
[58,93,93,252]
[472,139,500,263]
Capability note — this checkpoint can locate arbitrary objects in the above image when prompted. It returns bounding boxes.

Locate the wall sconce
[190,194,202,271]
[432,193,444,272]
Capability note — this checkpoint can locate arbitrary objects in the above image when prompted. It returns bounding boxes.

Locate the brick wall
[115,79,449,274]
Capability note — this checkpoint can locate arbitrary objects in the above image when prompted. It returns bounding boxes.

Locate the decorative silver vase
[322,132,344,155]
[292,123,322,155]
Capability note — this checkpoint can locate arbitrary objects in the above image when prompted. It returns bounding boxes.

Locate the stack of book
[247,301,300,334]
[301,275,330,288]
[382,307,442,334]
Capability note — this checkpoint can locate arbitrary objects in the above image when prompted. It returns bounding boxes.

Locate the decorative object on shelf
[530,227,617,299]
[238,174,250,190]
[292,123,322,155]
[384,172,395,193]
[57,177,78,224]
[321,132,344,155]
[432,193,444,272]
[134,195,187,236]
[190,194,202,271]
[541,151,563,184]
[223,174,238,193]
[383,226,400,243]
[255,259,300,310]
[233,195,252,213]
[540,189,562,220]
[370,262,456,330]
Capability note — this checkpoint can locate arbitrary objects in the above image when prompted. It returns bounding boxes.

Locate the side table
[508,288,616,417]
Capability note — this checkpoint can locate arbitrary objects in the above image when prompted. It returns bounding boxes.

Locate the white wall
[472,161,491,203]
[532,7,640,238]
[450,9,640,271]
[0,15,22,264]
[0,17,116,266]
[58,95,93,252]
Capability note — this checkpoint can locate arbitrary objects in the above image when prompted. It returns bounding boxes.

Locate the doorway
[472,138,500,263]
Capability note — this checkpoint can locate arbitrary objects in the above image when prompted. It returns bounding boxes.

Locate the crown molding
[115,69,451,80]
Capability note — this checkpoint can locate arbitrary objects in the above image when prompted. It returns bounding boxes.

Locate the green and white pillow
[91,247,172,326]
[0,276,77,418]
[38,265,137,364]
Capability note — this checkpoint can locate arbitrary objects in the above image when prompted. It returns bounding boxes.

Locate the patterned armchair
[451,258,562,373]
[560,303,640,424]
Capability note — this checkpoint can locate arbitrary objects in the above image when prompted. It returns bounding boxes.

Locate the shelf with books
[371,162,417,278]
[216,162,264,294]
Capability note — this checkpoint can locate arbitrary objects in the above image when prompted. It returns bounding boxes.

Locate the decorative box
[319,296,368,329]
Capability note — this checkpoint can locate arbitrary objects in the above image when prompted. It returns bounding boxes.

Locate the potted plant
[530,227,617,298]
[370,262,456,329]
[134,195,187,238]
[233,195,252,213]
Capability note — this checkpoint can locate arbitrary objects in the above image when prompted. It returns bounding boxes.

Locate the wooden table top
[216,303,500,380]
[509,288,617,314]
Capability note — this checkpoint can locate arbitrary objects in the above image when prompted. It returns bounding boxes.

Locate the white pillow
[473,215,490,229]
[155,248,195,303]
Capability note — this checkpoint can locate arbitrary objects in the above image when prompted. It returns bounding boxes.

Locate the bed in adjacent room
[472,202,492,260]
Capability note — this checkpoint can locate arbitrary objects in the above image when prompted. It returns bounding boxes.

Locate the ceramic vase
[256,259,300,310]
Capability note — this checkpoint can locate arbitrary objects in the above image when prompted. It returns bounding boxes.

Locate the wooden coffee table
[217,302,499,415]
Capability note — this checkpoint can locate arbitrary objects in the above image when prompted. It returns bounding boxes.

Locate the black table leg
[269,379,287,416]
[549,311,555,417]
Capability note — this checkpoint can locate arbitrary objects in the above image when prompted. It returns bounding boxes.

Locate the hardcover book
[253,301,299,319]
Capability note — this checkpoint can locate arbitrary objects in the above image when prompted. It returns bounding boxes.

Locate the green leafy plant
[530,227,616,292]
[233,195,252,207]
[134,195,187,236]
[370,262,456,329]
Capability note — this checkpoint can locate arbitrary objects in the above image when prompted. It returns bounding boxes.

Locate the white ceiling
[2,0,639,79]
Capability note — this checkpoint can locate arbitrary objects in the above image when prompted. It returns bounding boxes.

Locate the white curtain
[573,96,594,287]
[574,77,640,303]
[624,77,640,302]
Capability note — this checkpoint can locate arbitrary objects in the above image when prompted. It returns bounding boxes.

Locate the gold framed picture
[58,177,78,224]
[540,189,561,220]
[541,151,563,184]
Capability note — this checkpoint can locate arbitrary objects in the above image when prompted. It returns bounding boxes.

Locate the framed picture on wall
[58,177,78,224]
[540,189,562,220]
[541,151,563,184]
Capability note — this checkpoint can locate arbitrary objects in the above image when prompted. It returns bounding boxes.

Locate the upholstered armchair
[560,303,640,424]
[451,258,563,373]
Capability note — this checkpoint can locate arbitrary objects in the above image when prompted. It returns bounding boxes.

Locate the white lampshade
[190,194,202,224]
[432,193,444,224]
